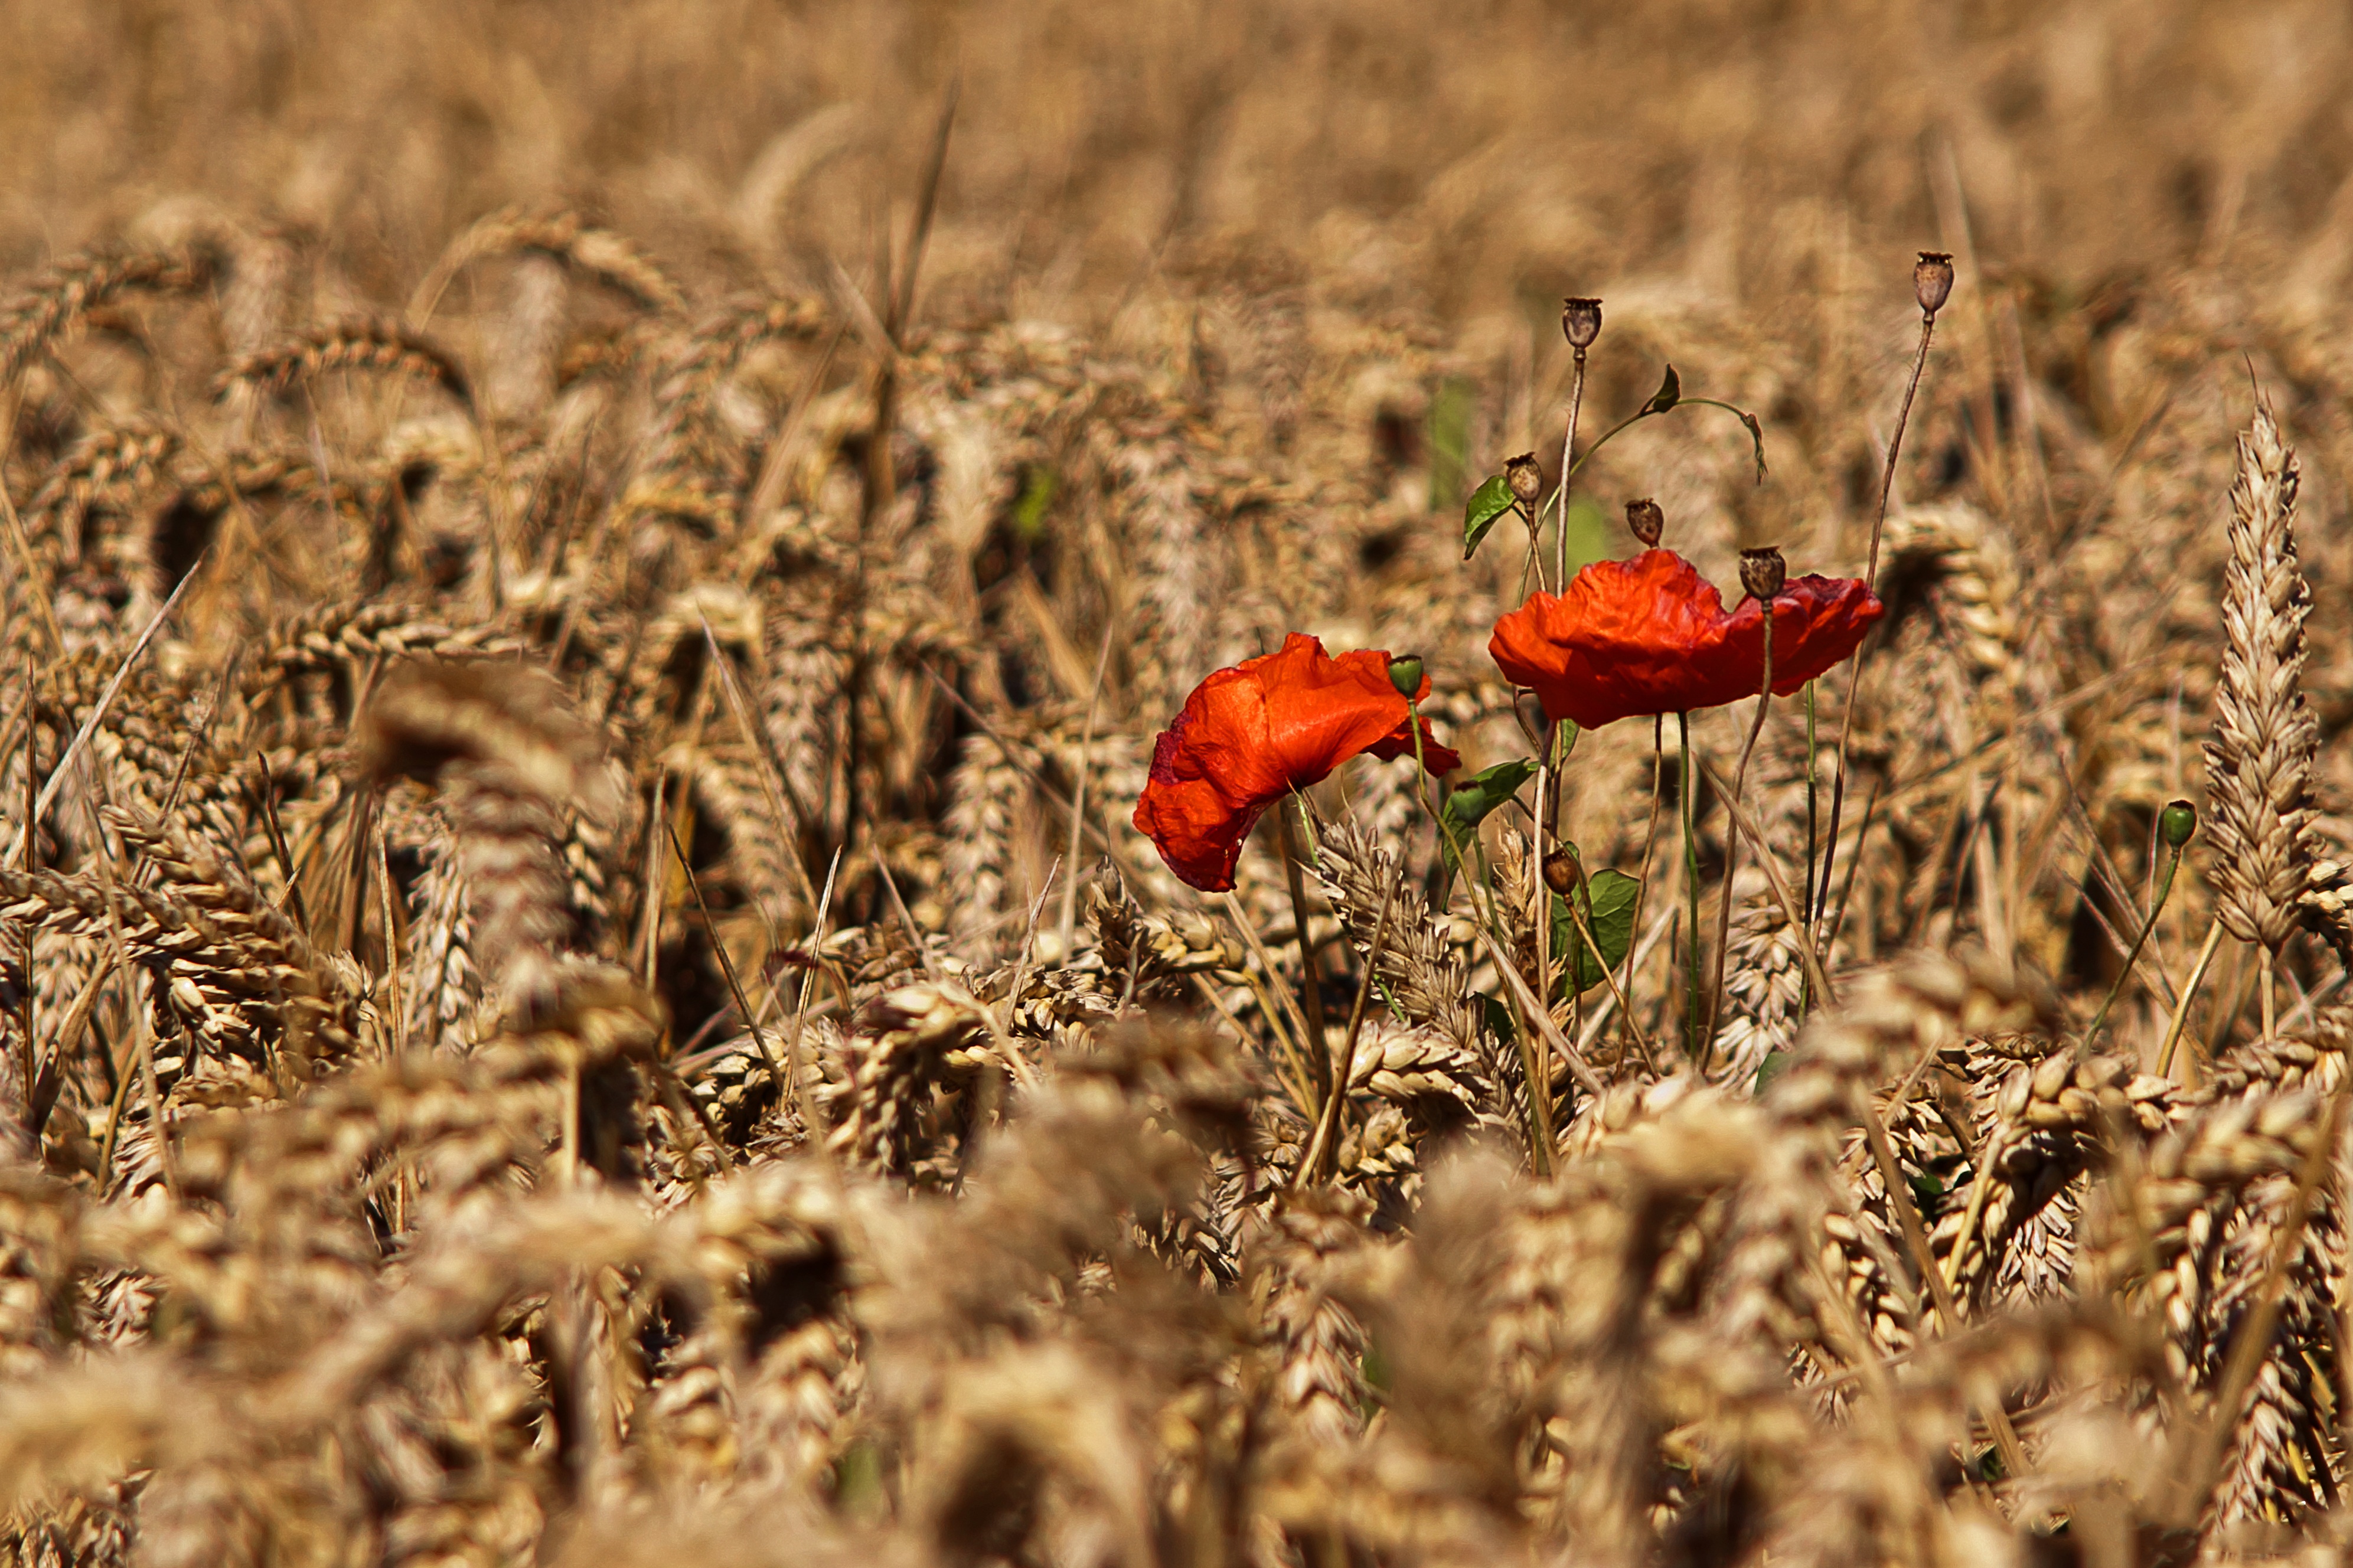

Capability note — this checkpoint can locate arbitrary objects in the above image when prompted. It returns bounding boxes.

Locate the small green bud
[2160,798,2197,851]
[1388,654,1425,700]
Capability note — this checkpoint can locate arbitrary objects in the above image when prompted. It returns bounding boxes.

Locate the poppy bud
[1542,847,1581,895]
[1387,653,1425,700]
[1505,452,1542,504]
[2159,798,2197,851]
[1626,498,1664,547]
[1914,251,1955,316]
[1562,297,1603,349]
[1739,546,1787,602]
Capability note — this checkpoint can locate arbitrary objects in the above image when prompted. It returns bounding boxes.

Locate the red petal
[1135,634,1460,890]
[1488,550,1881,729]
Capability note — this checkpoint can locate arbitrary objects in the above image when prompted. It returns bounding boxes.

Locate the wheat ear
[2203,401,2316,1035]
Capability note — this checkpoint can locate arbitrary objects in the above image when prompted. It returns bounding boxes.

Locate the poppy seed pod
[1914,252,1955,315]
[1562,298,1603,349]
[1542,848,1581,896]
[1626,498,1664,547]
[1505,453,1543,504]
[1739,546,1787,602]
[2160,798,2198,851]
[1387,653,1425,699]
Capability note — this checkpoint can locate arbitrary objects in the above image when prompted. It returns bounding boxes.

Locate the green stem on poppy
[1276,801,1331,1115]
[1703,609,1773,1071]
[1621,714,1665,1060]
[2084,842,2184,1046]
[1679,711,1701,1064]
[1543,396,1769,528]
[1555,347,1588,593]
[1801,680,1819,1018]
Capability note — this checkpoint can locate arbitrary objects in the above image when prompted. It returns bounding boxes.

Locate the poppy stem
[1679,711,1701,1064]
[1814,300,1940,944]
[1704,611,1774,1069]
[1276,801,1333,1115]
[1555,347,1588,592]
[1801,681,1819,1015]
[2083,841,2183,1046]
[1623,715,1666,1057]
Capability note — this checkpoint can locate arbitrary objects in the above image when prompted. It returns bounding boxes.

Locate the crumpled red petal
[1134,633,1460,891]
[1488,548,1882,731]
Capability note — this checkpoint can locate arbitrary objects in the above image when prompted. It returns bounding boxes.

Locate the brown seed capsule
[1387,653,1425,700]
[1626,497,1664,547]
[1914,251,1955,316]
[1740,545,1787,602]
[1562,297,1603,349]
[1505,452,1543,504]
[1542,848,1581,896]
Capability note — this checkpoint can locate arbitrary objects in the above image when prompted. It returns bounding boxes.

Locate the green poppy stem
[2084,844,2184,1046]
[1802,681,1818,1017]
[1275,802,1331,1113]
[1679,711,1701,1063]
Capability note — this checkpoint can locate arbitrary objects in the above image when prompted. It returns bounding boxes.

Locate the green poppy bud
[1388,653,1425,700]
[2160,798,2197,851]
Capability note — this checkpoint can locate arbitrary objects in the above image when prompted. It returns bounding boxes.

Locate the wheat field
[5,1,2353,1563]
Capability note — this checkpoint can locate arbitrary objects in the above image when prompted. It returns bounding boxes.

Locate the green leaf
[1753,1049,1791,1093]
[1550,867,1640,995]
[1438,757,1538,871]
[1641,362,1681,416]
[1461,473,1519,561]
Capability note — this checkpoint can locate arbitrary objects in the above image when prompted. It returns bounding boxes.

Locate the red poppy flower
[1488,548,1882,731]
[1135,634,1461,892]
